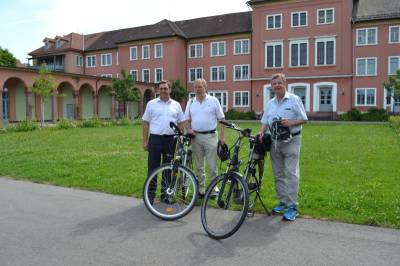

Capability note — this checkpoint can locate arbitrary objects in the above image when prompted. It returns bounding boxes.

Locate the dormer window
[44,41,49,50]
[55,38,61,48]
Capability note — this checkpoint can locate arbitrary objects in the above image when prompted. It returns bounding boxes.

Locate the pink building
[2,0,400,123]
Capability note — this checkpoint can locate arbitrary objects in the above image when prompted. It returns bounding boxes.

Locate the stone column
[92,91,98,119]
[111,94,116,120]
[26,90,33,120]
[73,91,79,120]
[52,91,58,122]
[0,90,3,126]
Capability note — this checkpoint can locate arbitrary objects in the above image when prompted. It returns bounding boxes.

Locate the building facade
[2,0,400,123]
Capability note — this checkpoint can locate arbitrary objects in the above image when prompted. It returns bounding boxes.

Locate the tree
[0,47,17,67]
[112,69,141,119]
[384,69,400,113]
[170,79,188,102]
[31,64,56,127]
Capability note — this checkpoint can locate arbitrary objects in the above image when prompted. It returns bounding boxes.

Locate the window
[356,58,377,76]
[234,39,250,55]
[385,88,392,106]
[130,69,138,81]
[55,38,61,48]
[265,41,283,68]
[315,37,335,66]
[75,55,83,67]
[266,14,282,30]
[210,66,225,82]
[290,40,308,67]
[101,74,112,78]
[188,43,203,58]
[155,68,163,83]
[130,46,137,60]
[389,56,400,75]
[142,69,150,82]
[317,8,334,24]
[357,28,377,45]
[142,45,150,59]
[188,68,203,82]
[356,88,376,106]
[211,41,226,57]
[389,26,400,43]
[234,91,249,107]
[292,11,307,27]
[233,65,250,81]
[155,43,163,58]
[44,41,49,50]
[101,53,112,66]
[209,91,228,111]
[86,55,96,67]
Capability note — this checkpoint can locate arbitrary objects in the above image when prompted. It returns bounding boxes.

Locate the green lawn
[0,123,399,228]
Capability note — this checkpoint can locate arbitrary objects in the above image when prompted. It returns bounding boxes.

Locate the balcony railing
[29,64,65,72]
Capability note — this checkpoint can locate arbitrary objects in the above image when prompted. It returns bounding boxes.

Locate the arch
[288,83,311,112]
[313,82,337,112]
[79,83,94,119]
[98,85,112,119]
[2,77,28,122]
[263,84,273,111]
[57,81,75,119]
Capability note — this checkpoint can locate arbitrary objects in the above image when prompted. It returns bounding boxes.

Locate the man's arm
[219,120,225,144]
[281,119,306,127]
[143,121,149,151]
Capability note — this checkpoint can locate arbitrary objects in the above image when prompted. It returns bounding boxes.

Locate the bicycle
[143,122,198,220]
[201,121,271,239]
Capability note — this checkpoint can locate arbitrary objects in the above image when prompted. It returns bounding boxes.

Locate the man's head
[271,73,287,98]
[194,78,207,95]
[158,80,171,99]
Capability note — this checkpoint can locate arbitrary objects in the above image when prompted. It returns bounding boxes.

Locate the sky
[0,0,251,63]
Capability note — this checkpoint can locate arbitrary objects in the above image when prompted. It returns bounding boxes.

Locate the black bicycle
[201,121,271,239]
[143,122,198,220]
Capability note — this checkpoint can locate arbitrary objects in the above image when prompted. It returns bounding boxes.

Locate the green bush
[224,109,257,120]
[79,118,103,128]
[339,108,362,121]
[389,116,400,133]
[13,120,38,132]
[117,116,132,126]
[361,108,389,121]
[56,119,77,130]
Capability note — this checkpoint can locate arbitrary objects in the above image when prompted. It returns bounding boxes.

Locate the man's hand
[219,137,225,145]
[143,141,149,151]
[258,131,264,141]
[281,119,293,127]
[187,128,196,135]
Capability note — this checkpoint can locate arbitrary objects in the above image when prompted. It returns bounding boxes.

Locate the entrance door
[394,97,400,113]
[2,90,9,122]
[293,86,306,107]
[319,87,333,112]
[66,104,75,119]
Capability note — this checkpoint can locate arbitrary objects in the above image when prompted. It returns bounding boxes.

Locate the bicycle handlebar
[219,120,252,137]
[169,121,183,135]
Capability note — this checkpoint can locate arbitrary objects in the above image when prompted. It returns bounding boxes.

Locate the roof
[353,0,400,22]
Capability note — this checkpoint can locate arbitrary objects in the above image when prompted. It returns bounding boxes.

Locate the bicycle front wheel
[143,163,198,220]
[201,172,249,239]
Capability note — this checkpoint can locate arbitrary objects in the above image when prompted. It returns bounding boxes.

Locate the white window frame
[266,14,282,30]
[142,45,150,60]
[265,41,284,69]
[233,91,250,107]
[188,67,203,83]
[154,43,163,58]
[101,74,112,78]
[154,67,163,83]
[289,39,309,67]
[100,53,112,66]
[315,37,336,66]
[130,46,137,60]
[384,88,392,107]
[208,90,228,111]
[388,56,400,75]
[233,39,250,55]
[288,83,311,112]
[55,38,61,48]
[210,41,226,57]
[233,64,250,81]
[355,88,376,106]
[356,27,378,46]
[188,43,203,58]
[75,55,83,67]
[86,55,96,68]
[210,66,226,82]
[291,11,308,27]
[142,69,150,82]
[389,25,400,44]
[130,69,138,81]
[317,8,335,25]
[356,57,377,76]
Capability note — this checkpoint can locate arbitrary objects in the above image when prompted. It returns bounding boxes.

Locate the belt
[150,133,174,137]
[194,129,216,134]
[291,131,301,137]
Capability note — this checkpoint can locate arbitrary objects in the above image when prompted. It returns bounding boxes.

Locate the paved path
[1,177,399,266]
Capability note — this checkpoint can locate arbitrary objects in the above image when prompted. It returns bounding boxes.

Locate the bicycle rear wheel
[201,172,249,239]
[143,163,198,220]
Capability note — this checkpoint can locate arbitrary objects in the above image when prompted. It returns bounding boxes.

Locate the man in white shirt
[142,80,184,202]
[183,78,225,198]
[259,73,308,221]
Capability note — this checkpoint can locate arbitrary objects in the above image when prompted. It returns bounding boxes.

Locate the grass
[0,123,399,228]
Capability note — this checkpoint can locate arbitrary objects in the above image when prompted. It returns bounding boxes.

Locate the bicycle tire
[143,163,198,220]
[201,172,249,239]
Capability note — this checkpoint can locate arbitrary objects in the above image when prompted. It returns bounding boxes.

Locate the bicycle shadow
[70,203,187,243]
[187,212,289,265]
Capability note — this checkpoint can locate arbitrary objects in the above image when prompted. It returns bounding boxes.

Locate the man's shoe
[272,202,286,214]
[283,205,298,221]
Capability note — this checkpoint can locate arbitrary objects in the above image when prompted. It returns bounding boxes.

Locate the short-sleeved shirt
[261,92,308,134]
[183,94,225,132]
[142,97,184,135]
